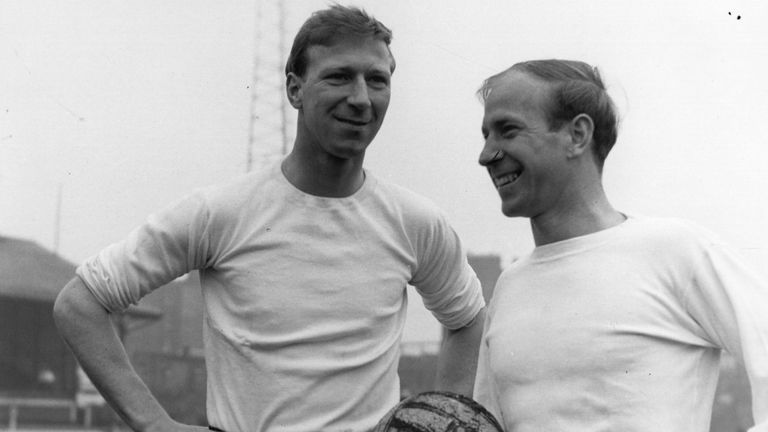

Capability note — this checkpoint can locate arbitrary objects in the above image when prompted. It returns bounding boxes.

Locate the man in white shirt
[473,59,768,431]
[53,6,485,432]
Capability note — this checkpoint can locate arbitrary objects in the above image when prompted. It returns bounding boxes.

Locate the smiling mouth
[494,171,521,188]
[335,117,369,126]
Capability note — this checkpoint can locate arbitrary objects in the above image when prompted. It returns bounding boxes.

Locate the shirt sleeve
[76,192,211,313]
[409,211,485,330]
[680,226,768,431]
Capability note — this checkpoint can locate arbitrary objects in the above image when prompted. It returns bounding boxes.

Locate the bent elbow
[53,278,79,331]
[53,277,105,332]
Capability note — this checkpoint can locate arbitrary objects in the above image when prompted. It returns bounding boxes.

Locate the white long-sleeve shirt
[78,162,484,432]
[475,216,768,432]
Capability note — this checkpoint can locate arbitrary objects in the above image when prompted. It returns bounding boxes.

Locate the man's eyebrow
[319,65,390,75]
[493,115,524,128]
[481,116,524,136]
[321,65,352,73]
[365,64,392,75]
[485,115,512,128]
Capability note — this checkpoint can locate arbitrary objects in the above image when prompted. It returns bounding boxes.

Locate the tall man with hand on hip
[54,6,485,431]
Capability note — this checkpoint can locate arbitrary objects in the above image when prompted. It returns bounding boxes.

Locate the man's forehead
[305,38,393,69]
[482,72,553,126]
[487,71,549,100]
[485,73,551,110]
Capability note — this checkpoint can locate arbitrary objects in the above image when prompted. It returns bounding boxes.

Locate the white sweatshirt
[475,216,768,432]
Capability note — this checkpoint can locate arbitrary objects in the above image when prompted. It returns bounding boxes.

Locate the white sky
[2,1,767,342]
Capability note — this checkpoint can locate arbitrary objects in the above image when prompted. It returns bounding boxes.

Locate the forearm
[53,277,173,431]
[434,307,486,396]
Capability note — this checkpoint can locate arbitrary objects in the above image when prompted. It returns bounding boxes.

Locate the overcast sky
[2,0,767,342]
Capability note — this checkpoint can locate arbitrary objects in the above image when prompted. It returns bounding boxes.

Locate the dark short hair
[479,60,619,167]
[285,4,395,77]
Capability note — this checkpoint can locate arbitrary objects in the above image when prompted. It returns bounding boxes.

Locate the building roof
[0,236,162,320]
[0,236,76,302]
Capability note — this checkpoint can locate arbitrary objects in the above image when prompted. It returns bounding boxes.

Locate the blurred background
[1,0,765,430]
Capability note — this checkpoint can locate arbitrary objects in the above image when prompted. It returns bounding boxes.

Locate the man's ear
[567,113,595,158]
[286,72,303,109]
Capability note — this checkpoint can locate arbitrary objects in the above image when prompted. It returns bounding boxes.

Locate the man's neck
[281,151,365,198]
[530,190,626,247]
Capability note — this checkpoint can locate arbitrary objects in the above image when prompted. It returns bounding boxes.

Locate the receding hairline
[479,59,621,167]
[477,68,555,104]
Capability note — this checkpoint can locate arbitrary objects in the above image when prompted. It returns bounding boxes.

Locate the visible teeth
[495,173,519,187]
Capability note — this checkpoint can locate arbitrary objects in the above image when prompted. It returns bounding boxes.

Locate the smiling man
[473,59,768,431]
[53,6,485,432]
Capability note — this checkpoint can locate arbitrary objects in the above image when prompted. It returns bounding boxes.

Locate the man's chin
[330,142,370,160]
[500,202,525,218]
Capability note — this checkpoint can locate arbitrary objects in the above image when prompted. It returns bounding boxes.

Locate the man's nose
[478,140,504,166]
[347,77,371,109]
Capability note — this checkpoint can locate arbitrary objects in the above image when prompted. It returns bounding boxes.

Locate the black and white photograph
[1,1,766,431]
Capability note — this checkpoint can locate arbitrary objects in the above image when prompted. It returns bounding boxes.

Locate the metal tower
[246,0,294,173]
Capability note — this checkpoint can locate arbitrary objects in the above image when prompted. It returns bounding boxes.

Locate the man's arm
[677,225,768,431]
[53,277,205,432]
[434,307,486,397]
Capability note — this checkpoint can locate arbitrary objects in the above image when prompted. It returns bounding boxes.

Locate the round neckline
[529,216,635,262]
[274,161,376,208]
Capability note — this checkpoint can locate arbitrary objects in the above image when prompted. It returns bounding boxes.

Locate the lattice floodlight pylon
[246,0,295,173]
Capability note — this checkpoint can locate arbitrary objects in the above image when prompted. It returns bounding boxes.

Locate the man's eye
[368,76,389,86]
[326,74,349,83]
[502,127,519,138]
